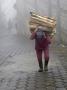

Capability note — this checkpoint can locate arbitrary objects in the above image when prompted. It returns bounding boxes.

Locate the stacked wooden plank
[29,12,56,35]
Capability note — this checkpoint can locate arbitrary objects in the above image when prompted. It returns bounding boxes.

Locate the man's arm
[30,32,36,40]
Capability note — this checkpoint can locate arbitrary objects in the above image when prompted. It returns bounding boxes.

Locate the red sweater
[30,31,51,50]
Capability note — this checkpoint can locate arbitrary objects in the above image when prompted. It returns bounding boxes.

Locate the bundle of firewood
[29,12,56,35]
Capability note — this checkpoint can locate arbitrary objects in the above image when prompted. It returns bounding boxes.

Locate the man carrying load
[30,26,52,72]
[29,12,56,72]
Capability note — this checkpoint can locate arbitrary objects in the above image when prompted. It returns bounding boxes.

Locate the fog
[0,0,16,37]
[16,0,67,43]
[16,0,50,37]
[0,0,67,43]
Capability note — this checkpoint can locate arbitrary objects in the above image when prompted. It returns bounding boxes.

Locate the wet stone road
[0,34,67,90]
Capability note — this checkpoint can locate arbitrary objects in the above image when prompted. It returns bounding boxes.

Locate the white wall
[59,0,67,44]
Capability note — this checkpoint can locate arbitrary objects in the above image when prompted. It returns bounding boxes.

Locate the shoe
[38,68,43,72]
[44,60,49,71]
[44,66,48,71]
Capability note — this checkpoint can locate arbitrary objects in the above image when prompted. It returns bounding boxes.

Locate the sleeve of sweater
[30,32,36,40]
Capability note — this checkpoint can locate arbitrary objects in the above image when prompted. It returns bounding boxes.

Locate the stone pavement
[0,35,67,90]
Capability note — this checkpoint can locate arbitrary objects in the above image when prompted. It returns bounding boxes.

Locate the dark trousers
[36,47,49,68]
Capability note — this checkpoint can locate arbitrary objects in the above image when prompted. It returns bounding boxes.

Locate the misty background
[0,0,16,37]
[0,0,67,44]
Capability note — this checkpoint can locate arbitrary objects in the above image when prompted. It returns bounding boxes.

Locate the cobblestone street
[0,34,67,90]
[0,0,67,89]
